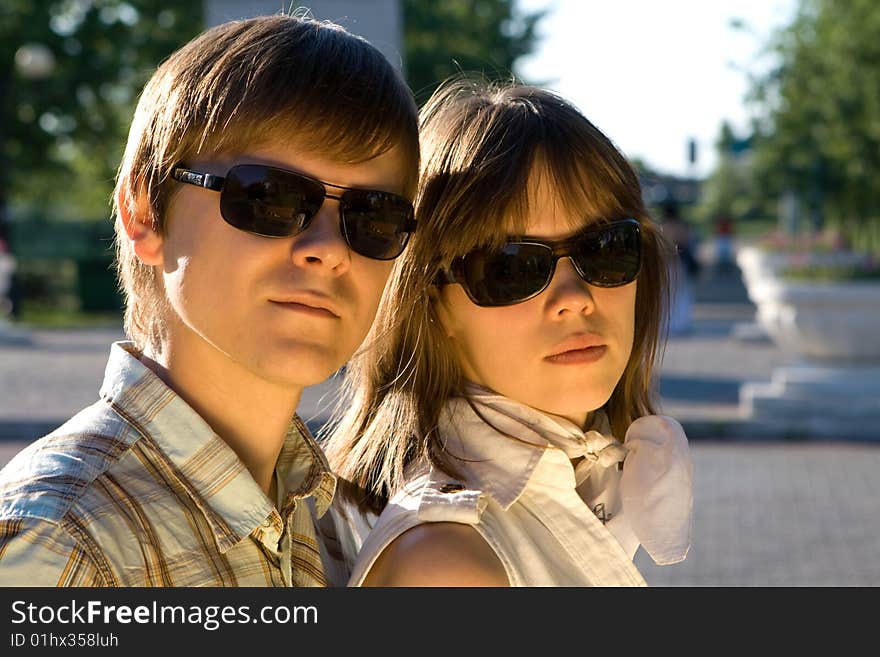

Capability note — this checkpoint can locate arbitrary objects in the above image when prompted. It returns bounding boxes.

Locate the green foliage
[748,0,880,244]
[781,264,880,282]
[0,1,203,220]
[2,1,547,218]
[403,0,546,102]
[695,121,763,223]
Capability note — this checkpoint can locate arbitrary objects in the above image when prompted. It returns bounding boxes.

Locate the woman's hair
[322,77,671,512]
[113,14,419,355]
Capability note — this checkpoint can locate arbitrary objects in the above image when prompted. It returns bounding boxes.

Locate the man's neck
[140,332,303,499]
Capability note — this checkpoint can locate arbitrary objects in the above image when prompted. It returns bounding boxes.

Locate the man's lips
[268,292,340,319]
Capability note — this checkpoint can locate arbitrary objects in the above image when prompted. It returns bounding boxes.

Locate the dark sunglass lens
[462,244,554,306]
[221,165,323,237]
[341,191,414,260]
[573,221,641,286]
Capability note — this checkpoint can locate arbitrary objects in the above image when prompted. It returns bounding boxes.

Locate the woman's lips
[545,332,606,364]
[269,300,339,319]
[544,345,607,364]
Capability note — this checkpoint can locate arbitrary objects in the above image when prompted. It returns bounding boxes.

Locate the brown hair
[113,13,419,354]
[322,77,671,512]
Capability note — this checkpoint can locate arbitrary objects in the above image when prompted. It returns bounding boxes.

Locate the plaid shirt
[0,342,337,587]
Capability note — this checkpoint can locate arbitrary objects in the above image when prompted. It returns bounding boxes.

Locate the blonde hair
[322,78,671,512]
[113,14,419,354]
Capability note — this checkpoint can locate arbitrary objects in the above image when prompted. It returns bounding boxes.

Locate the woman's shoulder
[361,521,509,587]
[350,465,509,586]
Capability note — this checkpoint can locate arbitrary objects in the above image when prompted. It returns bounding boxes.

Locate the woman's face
[436,171,637,428]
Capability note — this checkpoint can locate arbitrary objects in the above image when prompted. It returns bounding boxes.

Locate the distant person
[0,236,14,320]
[714,213,735,273]
[0,14,419,587]
[660,201,698,335]
[323,80,693,587]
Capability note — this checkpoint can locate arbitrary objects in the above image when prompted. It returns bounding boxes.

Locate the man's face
[156,143,406,389]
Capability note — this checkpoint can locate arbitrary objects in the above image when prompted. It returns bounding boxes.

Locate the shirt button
[439,483,464,493]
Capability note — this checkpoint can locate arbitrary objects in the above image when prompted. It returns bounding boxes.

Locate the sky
[516,0,799,178]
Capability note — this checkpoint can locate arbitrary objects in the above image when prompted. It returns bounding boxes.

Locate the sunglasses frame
[438,218,642,307]
[170,164,417,260]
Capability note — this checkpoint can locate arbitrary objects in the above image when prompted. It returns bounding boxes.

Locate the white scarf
[439,385,693,565]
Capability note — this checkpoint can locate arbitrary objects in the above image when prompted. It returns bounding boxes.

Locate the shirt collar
[276,415,336,519]
[437,388,612,511]
[99,341,336,553]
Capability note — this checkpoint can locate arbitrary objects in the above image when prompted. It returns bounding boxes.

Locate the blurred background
[1,0,878,585]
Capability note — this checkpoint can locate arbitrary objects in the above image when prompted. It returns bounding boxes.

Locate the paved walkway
[1,251,878,586]
[658,259,791,437]
[634,441,880,586]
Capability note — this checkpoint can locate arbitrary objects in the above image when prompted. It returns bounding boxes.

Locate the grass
[727,218,778,241]
[15,306,123,329]
[781,264,880,282]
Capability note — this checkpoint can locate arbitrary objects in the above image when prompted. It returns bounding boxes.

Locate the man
[0,14,419,586]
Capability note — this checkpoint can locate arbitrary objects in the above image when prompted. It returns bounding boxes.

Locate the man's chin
[252,342,345,390]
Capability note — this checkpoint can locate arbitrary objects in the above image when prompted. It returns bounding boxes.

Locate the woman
[322,79,693,586]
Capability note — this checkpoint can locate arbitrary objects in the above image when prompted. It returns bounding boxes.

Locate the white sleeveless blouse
[328,394,691,587]
[343,447,647,587]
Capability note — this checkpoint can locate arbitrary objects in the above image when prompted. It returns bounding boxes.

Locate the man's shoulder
[0,399,143,524]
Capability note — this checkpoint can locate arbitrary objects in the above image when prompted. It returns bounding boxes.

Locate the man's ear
[117,188,164,266]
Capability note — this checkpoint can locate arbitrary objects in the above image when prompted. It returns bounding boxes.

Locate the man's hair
[113,14,420,354]
[323,78,672,512]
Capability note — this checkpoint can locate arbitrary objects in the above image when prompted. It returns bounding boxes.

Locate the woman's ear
[429,285,457,339]
[117,187,164,267]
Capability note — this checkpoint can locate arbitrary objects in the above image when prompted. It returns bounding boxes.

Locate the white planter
[740,363,880,438]
[737,245,868,302]
[0,254,14,299]
[746,275,880,362]
[737,247,785,305]
[0,254,15,319]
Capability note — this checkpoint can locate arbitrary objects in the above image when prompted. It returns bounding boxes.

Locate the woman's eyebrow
[515,221,601,243]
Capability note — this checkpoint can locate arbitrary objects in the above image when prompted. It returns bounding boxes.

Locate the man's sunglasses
[437,218,642,307]
[170,163,417,260]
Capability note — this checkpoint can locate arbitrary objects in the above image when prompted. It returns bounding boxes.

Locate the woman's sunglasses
[171,163,417,260]
[437,218,642,307]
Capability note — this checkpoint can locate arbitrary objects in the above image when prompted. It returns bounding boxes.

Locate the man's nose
[288,200,351,273]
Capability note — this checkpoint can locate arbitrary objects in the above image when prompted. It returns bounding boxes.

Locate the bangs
[189,31,420,194]
[415,79,646,262]
[134,15,419,201]
[526,141,647,232]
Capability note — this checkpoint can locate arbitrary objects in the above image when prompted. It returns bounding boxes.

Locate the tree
[695,121,770,225]
[403,0,547,103]
[748,0,880,251]
[0,1,203,224]
[2,1,547,220]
